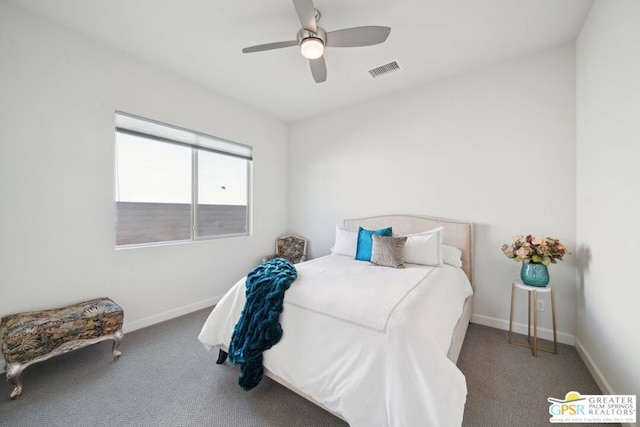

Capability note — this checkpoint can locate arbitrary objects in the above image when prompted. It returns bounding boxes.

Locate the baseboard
[122,295,223,333]
[574,338,637,427]
[0,296,223,375]
[574,337,615,394]
[470,313,575,345]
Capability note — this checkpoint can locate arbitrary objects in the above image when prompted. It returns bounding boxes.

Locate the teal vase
[520,263,549,287]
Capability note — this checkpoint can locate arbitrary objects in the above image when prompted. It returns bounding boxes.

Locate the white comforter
[198,254,473,427]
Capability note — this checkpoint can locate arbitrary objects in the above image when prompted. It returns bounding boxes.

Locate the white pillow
[331,226,358,257]
[442,244,463,267]
[403,227,444,266]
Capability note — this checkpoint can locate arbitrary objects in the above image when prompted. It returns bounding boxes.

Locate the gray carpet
[458,323,614,427]
[0,308,610,427]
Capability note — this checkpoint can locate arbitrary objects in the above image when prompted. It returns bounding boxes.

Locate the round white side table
[508,281,558,357]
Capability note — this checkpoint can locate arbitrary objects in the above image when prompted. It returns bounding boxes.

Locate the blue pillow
[355,226,393,261]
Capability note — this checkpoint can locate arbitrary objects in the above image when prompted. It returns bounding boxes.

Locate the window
[114,112,252,246]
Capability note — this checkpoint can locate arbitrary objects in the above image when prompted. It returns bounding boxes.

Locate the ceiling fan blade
[292,0,317,33]
[309,57,327,83]
[242,40,298,54]
[326,26,391,48]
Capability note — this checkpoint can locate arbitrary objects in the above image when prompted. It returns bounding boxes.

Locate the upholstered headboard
[343,214,474,286]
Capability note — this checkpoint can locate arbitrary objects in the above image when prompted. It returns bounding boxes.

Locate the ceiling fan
[242,0,391,83]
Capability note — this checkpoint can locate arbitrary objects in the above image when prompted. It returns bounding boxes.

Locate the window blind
[115,111,252,161]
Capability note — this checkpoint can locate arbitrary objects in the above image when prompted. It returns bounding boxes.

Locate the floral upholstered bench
[0,297,124,399]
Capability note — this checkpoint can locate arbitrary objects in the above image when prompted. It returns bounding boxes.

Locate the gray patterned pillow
[370,234,407,268]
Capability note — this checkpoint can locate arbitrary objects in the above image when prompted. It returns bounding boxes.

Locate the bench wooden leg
[111,330,123,359]
[6,363,24,399]
[4,331,124,399]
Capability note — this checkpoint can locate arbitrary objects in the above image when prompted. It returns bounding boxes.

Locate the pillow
[443,244,463,267]
[370,234,407,268]
[403,227,444,266]
[331,226,358,257]
[355,226,393,261]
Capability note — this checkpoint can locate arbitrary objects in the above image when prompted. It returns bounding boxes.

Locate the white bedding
[198,254,473,427]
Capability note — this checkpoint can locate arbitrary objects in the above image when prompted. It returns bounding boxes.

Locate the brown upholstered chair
[264,235,307,264]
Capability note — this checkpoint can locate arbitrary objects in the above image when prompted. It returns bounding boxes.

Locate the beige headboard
[343,214,474,286]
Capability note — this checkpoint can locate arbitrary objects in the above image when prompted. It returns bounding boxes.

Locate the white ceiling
[10,0,594,122]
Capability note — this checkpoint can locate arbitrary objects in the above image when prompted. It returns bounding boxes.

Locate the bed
[198,214,474,427]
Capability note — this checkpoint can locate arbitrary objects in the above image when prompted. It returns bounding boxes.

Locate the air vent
[368,61,401,78]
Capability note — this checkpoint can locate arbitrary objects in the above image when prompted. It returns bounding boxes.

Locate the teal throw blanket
[228,257,298,390]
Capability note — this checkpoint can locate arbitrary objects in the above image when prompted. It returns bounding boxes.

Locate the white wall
[576,0,640,400]
[0,3,289,334]
[290,44,577,343]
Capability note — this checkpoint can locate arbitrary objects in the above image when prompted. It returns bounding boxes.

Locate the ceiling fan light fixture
[241,1,390,83]
[300,37,324,59]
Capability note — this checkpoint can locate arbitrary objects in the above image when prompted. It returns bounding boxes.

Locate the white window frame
[114,111,252,247]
